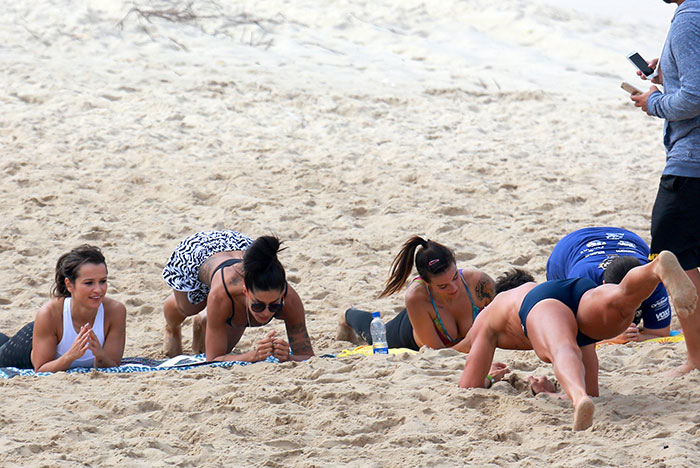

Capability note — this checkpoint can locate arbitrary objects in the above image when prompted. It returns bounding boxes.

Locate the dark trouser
[0,322,34,369]
[650,175,700,270]
[344,308,419,351]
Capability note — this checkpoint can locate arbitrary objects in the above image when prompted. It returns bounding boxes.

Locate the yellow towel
[597,332,685,347]
[643,333,685,344]
[335,345,418,357]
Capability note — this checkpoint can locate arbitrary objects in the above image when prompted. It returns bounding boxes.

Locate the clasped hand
[65,323,105,362]
[252,331,290,362]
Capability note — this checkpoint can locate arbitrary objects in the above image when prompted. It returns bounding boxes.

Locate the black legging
[344,308,419,351]
[0,322,34,369]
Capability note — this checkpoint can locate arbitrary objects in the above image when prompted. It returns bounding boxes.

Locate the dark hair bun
[243,236,286,292]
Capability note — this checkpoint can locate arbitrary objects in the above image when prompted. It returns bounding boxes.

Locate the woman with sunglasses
[337,235,496,353]
[162,231,313,362]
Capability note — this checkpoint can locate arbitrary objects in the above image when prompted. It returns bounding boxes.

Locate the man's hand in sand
[617,323,641,342]
[631,86,660,115]
[488,362,510,383]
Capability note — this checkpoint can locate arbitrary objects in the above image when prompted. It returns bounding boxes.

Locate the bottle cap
[372,311,381,318]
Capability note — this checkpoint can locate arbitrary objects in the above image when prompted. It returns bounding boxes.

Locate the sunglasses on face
[249,283,288,314]
[249,298,285,314]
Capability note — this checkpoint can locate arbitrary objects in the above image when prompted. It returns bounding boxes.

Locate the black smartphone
[626,52,658,79]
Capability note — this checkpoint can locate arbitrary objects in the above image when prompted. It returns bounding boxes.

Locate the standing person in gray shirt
[630,0,700,376]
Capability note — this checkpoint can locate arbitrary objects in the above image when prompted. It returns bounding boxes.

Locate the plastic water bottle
[370,312,388,354]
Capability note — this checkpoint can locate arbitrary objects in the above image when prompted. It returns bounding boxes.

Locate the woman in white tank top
[30,245,127,372]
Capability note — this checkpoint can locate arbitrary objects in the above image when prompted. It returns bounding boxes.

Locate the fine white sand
[1,1,699,467]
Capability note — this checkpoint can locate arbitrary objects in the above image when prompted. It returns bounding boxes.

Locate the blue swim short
[518,278,598,347]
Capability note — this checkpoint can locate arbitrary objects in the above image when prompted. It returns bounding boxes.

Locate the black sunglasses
[249,283,288,314]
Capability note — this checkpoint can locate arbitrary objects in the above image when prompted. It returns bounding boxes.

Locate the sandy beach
[1,1,699,466]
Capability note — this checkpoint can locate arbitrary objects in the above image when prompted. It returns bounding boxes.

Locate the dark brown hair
[379,236,456,298]
[51,244,107,297]
[494,268,535,294]
[603,256,642,284]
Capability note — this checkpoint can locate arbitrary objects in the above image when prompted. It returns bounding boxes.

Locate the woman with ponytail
[162,231,313,362]
[0,244,126,371]
[337,235,496,352]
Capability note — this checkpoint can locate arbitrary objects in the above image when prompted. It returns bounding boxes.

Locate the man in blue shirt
[547,227,671,342]
[630,0,700,375]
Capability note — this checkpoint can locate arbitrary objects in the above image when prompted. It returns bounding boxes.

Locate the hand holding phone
[621,81,642,95]
[627,52,658,80]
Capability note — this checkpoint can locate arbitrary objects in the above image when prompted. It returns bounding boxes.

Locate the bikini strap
[210,258,242,283]
[220,266,237,325]
[421,279,455,344]
[459,269,480,320]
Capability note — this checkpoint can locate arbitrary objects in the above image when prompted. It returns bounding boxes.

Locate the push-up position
[547,226,672,342]
[459,251,696,431]
[162,231,313,362]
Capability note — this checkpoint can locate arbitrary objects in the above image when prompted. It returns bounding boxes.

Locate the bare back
[469,282,537,352]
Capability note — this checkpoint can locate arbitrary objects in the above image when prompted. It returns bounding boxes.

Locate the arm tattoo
[475,275,494,302]
[287,322,314,355]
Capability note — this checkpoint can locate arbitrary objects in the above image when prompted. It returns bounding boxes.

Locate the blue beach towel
[0,354,281,379]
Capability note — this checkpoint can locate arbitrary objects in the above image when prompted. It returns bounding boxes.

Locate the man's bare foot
[663,360,700,378]
[164,324,183,358]
[573,396,595,431]
[192,312,207,355]
[655,251,697,318]
[336,310,360,344]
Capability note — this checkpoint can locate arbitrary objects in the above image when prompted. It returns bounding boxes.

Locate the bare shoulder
[461,267,495,284]
[404,280,429,306]
[102,297,127,320]
[35,297,63,321]
[224,265,245,293]
[285,283,303,307]
[286,283,303,304]
[462,268,496,303]
[33,297,64,335]
[207,267,244,302]
[206,283,234,317]
[282,284,305,320]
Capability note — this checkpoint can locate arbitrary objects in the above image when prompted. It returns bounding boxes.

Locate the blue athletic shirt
[546,227,671,330]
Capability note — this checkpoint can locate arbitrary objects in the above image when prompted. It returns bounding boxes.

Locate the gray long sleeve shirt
[647,0,700,177]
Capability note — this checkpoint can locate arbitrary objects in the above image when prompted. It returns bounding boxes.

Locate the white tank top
[55,297,106,368]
